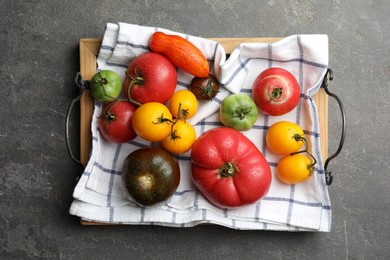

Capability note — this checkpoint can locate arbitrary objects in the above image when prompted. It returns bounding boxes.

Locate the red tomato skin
[123,52,177,104]
[98,101,137,143]
[252,67,301,116]
[191,127,272,208]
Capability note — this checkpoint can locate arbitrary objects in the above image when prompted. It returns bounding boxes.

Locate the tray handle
[321,69,346,185]
[65,72,90,173]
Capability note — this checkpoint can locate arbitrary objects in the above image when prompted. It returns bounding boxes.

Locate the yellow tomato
[276,154,313,184]
[266,121,305,155]
[169,89,198,119]
[161,119,196,154]
[132,102,173,142]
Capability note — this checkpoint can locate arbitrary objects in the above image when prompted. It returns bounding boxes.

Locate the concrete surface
[1,0,389,259]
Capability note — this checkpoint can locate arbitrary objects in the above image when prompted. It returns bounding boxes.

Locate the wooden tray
[78,38,328,168]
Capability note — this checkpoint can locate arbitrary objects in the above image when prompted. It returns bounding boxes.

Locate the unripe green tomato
[220,93,258,131]
[90,70,122,103]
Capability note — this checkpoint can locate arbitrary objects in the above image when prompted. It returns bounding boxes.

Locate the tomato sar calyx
[177,102,190,121]
[167,129,181,143]
[190,74,220,101]
[198,80,219,99]
[232,106,253,120]
[152,113,174,125]
[125,69,147,106]
[97,77,108,86]
[218,162,238,178]
[104,112,116,122]
[98,101,118,123]
[267,87,283,102]
[125,69,145,86]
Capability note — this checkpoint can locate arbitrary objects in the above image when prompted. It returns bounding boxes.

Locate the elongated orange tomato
[149,32,210,78]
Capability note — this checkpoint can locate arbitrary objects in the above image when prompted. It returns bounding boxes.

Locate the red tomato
[123,52,177,105]
[252,67,301,116]
[149,32,210,78]
[98,100,137,143]
[191,127,272,208]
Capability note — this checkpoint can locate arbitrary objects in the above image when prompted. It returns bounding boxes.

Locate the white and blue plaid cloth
[70,22,331,231]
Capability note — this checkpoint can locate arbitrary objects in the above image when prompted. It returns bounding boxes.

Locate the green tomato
[220,93,258,131]
[90,70,122,102]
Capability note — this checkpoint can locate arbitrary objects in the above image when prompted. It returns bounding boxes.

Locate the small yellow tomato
[132,102,173,142]
[161,119,196,154]
[266,121,305,155]
[276,154,313,184]
[169,89,198,119]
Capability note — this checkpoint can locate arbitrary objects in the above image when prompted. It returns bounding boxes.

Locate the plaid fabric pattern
[70,22,331,231]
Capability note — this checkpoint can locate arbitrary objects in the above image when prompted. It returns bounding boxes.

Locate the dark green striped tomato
[122,147,180,206]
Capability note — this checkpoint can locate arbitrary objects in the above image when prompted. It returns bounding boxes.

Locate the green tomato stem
[218,162,238,178]
[266,87,283,103]
[197,79,219,99]
[177,102,189,122]
[232,106,252,120]
[152,113,174,125]
[290,136,317,176]
[125,70,144,106]
[96,73,118,101]
[272,88,283,99]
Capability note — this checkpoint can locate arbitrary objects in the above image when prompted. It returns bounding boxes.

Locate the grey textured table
[1,1,389,259]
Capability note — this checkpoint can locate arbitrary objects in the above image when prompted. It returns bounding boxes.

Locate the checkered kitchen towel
[70,22,332,231]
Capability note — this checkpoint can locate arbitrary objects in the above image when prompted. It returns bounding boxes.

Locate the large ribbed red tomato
[190,127,272,208]
[252,67,301,116]
[123,52,177,105]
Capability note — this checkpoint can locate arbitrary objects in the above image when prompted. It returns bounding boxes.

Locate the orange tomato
[276,154,313,184]
[266,121,304,155]
[161,119,196,154]
[169,90,198,119]
[132,102,173,142]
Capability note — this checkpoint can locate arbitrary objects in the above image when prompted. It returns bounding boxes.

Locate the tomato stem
[232,106,252,120]
[167,129,181,143]
[218,162,238,178]
[197,79,219,99]
[97,100,121,133]
[152,113,174,125]
[266,87,283,103]
[177,102,189,122]
[125,69,144,106]
[290,136,317,176]
[95,72,119,102]
[272,88,283,99]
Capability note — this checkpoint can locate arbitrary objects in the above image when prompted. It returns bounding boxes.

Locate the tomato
[169,90,198,120]
[277,154,313,184]
[220,93,258,131]
[161,119,196,155]
[266,121,304,155]
[252,67,301,116]
[132,102,173,142]
[149,32,209,77]
[122,147,180,206]
[189,74,220,100]
[90,70,122,103]
[98,100,137,143]
[191,127,272,208]
[123,52,177,105]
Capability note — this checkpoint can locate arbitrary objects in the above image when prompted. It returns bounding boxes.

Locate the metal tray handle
[321,69,346,185]
[65,73,89,173]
